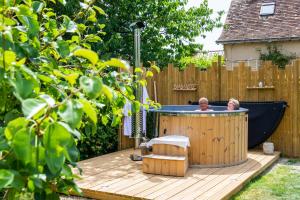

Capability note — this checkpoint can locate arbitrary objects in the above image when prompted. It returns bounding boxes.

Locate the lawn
[232,159,300,200]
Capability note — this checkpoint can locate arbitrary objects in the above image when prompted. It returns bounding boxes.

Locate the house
[217,0,300,62]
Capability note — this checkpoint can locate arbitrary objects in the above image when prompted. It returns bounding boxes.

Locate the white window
[260,2,275,16]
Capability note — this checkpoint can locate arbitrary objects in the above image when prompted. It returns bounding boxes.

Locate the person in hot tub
[227,98,240,110]
[195,97,213,111]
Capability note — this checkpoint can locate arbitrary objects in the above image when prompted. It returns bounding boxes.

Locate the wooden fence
[144,60,300,157]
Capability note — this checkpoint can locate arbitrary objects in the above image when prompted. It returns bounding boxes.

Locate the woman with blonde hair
[227,98,240,110]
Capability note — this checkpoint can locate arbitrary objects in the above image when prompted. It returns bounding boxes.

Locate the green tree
[0,0,158,199]
[100,0,223,67]
[51,0,223,67]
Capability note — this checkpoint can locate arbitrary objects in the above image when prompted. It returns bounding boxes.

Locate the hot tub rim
[149,105,248,116]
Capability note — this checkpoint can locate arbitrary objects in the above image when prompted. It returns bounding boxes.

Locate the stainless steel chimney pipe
[132,25,144,149]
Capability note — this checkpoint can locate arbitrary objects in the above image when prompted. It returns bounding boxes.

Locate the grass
[231,159,300,200]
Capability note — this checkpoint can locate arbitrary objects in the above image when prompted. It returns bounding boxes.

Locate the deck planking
[74,149,280,200]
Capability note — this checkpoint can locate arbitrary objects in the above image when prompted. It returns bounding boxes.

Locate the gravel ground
[60,195,92,200]
[268,157,300,173]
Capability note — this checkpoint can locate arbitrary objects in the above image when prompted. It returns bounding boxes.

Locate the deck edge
[221,151,281,200]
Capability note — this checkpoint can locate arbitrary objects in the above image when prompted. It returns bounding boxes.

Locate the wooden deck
[74,149,280,200]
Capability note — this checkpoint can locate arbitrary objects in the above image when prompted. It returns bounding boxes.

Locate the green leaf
[23,0,32,5]
[102,85,113,101]
[134,67,143,73]
[132,101,141,113]
[0,169,14,189]
[79,99,97,124]
[101,115,109,125]
[58,100,83,129]
[62,16,77,33]
[138,79,147,87]
[12,73,35,100]
[58,122,81,139]
[45,18,57,31]
[65,73,79,85]
[2,30,13,43]
[146,71,153,77]
[77,23,86,32]
[71,35,80,44]
[45,11,56,18]
[28,179,35,191]
[43,122,72,149]
[2,16,16,26]
[3,51,16,69]
[32,1,44,13]
[0,139,9,151]
[56,40,70,58]
[17,16,39,38]
[79,76,102,99]
[5,117,28,141]
[53,69,65,78]
[10,171,25,190]
[45,148,65,174]
[151,65,160,73]
[12,128,32,164]
[58,0,66,5]
[37,74,53,83]
[61,164,73,177]
[99,25,106,30]
[82,43,91,49]
[4,110,19,125]
[87,9,97,22]
[73,49,98,65]
[112,115,121,127]
[20,65,39,83]
[22,98,47,119]
[93,5,106,15]
[103,58,130,71]
[64,139,79,163]
[18,43,39,58]
[16,58,26,66]
[43,123,73,174]
[29,176,43,190]
[39,94,55,107]
[0,127,8,151]
[84,34,102,43]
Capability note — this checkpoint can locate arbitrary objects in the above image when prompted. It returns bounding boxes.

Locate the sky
[186,0,232,51]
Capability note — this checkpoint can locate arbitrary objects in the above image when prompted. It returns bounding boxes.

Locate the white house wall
[224,41,300,62]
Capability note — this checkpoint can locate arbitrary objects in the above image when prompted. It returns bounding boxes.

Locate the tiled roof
[217,0,300,44]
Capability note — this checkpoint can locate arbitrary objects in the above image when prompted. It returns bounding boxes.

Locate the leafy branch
[259,45,296,69]
[0,0,158,199]
[178,53,224,70]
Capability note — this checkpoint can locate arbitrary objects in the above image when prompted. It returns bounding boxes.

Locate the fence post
[218,55,222,101]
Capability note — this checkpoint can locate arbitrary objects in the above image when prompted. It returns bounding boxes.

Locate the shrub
[260,45,296,69]
[0,0,158,198]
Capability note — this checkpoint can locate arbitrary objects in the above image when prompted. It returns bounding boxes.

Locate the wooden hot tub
[150,105,248,167]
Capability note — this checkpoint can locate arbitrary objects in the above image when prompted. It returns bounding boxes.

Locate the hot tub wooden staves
[159,113,248,167]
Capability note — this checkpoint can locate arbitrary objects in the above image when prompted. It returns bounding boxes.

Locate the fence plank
[296,60,300,156]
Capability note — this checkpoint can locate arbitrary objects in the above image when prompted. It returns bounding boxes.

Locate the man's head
[199,97,209,111]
